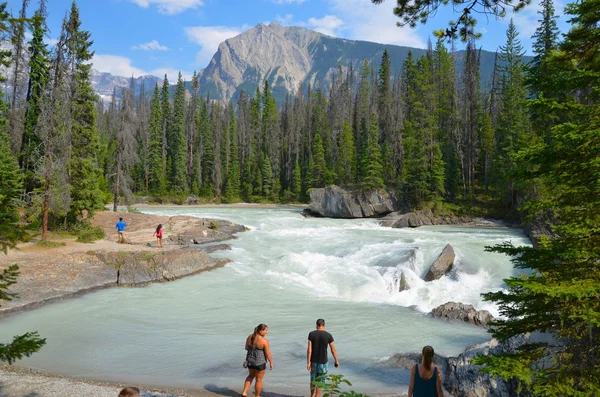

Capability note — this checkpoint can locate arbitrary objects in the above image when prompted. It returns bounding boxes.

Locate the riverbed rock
[380,209,502,229]
[186,195,199,205]
[424,244,455,281]
[308,185,398,218]
[431,302,495,328]
[96,248,229,285]
[399,272,410,291]
[444,337,527,397]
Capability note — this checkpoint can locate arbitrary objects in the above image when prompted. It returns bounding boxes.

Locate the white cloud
[132,40,170,51]
[92,54,192,80]
[92,54,147,77]
[306,15,344,36]
[275,13,295,25]
[128,0,203,15]
[185,26,242,68]
[273,0,307,4]
[326,0,426,48]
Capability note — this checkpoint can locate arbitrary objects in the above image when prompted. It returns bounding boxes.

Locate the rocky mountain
[91,70,162,103]
[3,24,523,105]
[197,22,513,103]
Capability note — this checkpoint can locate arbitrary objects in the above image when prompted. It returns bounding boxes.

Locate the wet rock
[380,352,448,373]
[186,195,199,205]
[444,337,527,397]
[399,272,410,291]
[380,209,502,229]
[430,301,495,328]
[308,185,398,218]
[424,244,455,281]
[96,248,229,285]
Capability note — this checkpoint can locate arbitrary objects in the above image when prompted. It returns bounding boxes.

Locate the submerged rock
[308,185,398,218]
[399,272,410,291]
[430,301,495,328]
[424,244,455,281]
[380,209,502,229]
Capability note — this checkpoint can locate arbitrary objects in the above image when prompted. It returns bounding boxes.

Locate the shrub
[75,223,105,243]
[36,240,66,248]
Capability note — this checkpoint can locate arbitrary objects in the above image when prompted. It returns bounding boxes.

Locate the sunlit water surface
[0,206,530,395]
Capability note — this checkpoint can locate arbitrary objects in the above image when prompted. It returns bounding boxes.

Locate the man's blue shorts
[310,362,329,382]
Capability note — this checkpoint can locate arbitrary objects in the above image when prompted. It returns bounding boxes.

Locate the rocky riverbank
[0,211,247,316]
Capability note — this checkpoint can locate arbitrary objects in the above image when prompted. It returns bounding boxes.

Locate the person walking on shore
[308,318,339,397]
[242,324,273,397]
[407,346,443,397]
[153,224,163,248]
[116,217,127,244]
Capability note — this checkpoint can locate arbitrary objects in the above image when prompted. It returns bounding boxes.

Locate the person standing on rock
[308,318,339,397]
[242,324,273,397]
[407,345,443,397]
[118,387,140,397]
[116,217,127,244]
[153,224,163,248]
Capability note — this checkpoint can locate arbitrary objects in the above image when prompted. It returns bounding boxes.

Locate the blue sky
[8,0,571,80]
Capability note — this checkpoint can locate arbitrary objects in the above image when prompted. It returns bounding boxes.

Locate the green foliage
[312,374,369,397]
[361,115,384,191]
[477,2,600,394]
[148,84,166,193]
[371,0,531,41]
[74,222,106,243]
[66,2,104,222]
[170,73,188,193]
[208,221,219,230]
[36,240,67,248]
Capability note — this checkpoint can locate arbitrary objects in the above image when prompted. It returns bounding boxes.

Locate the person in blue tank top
[408,345,443,397]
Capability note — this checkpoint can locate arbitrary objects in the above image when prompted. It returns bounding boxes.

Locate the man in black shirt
[307,318,339,397]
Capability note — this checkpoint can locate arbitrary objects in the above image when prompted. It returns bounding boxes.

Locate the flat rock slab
[0,367,184,397]
[430,301,495,327]
[380,209,503,229]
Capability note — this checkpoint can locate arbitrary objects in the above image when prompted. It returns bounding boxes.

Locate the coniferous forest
[0,0,598,394]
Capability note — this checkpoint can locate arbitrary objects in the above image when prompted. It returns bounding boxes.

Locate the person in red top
[153,224,163,248]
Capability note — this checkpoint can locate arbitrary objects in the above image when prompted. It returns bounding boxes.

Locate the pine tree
[160,74,170,183]
[492,20,531,208]
[361,114,384,191]
[0,4,46,362]
[337,122,356,186]
[528,0,560,144]
[475,3,600,392]
[148,84,165,193]
[21,10,50,193]
[225,106,241,202]
[292,158,302,201]
[170,72,187,193]
[312,133,326,188]
[65,1,103,221]
[261,153,272,197]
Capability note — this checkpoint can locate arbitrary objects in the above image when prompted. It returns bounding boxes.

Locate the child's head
[118,387,140,397]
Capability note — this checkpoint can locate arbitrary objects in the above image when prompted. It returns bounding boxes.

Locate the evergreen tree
[225,106,241,202]
[492,20,531,207]
[148,84,165,193]
[528,0,560,144]
[198,98,212,196]
[261,153,272,197]
[312,133,326,188]
[0,3,45,361]
[21,10,50,193]
[160,74,170,182]
[476,3,600,392]
[65,1,103,221]
[170,72,187,193]
[361,114,384,191]
[292,158,302,201]
[336,122,356,186]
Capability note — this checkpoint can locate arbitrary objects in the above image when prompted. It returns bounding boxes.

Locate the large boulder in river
[308,185,398,218]
[431,302,495,328]
[424,244,455,281]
